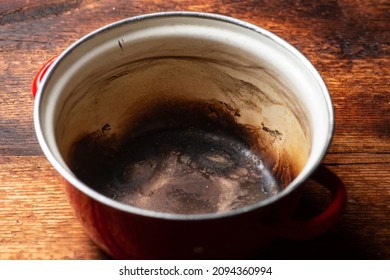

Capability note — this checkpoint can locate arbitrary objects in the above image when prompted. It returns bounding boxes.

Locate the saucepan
[33,12,346,259]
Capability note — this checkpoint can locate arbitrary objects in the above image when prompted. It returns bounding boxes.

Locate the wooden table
[0,0,389,260]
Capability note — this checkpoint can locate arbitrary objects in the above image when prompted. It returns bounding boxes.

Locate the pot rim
[34,11,334,221]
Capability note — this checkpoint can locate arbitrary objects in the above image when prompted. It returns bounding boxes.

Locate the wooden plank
[0,156,105,259]
[0,0,389,259]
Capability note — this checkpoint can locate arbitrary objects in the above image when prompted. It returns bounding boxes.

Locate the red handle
[32,56,58,98]
[273,165,347,240]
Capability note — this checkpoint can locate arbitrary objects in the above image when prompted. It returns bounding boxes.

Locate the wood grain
[0,0,389,259]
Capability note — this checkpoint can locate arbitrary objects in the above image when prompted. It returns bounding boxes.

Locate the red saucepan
[33,12,346,259]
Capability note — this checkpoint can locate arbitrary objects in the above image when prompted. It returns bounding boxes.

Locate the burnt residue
[60,53,308,214]
[69,127,118,189]
[69,98,295,215]
[219,101,241,117]
[101,123,111,132]
[262,123,283,141]
[112,127,278,214]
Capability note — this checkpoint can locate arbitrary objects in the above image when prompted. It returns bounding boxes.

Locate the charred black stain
[261,123,283,141]
[219,101,241,117]
[101,123,111,132]
[68,98,295,214]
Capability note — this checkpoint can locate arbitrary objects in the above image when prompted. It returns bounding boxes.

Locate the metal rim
[34,11,334,221]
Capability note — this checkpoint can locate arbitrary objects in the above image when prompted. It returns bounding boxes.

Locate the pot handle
[32,56,58,98]
[273,165,347,240]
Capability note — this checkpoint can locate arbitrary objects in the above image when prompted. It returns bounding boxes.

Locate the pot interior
[37,15,331,215]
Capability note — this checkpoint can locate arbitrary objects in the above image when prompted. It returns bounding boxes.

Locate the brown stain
[106,55,310,141]
[261,122,283,140]
[58,49,310,215]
